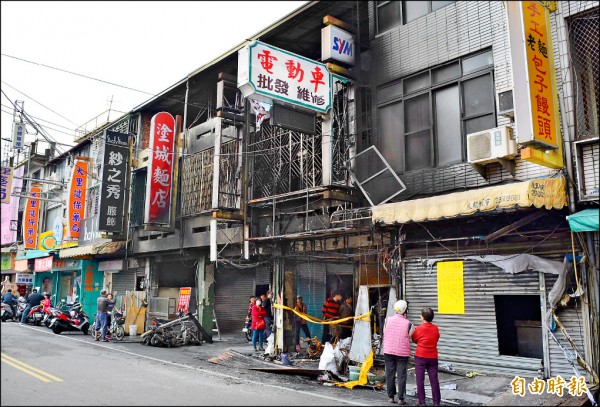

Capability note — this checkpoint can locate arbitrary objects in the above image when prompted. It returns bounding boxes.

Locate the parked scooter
[48,302,90,335]
[1,302,17,322]
[22,304,44,326]
[14,297,27,321]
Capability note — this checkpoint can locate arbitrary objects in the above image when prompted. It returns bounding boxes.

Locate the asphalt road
[1,322,380,406]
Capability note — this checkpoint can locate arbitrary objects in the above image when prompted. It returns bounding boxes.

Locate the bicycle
[92,309,125,341]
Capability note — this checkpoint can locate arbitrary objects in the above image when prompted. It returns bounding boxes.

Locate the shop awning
[15,250,51,260]
[567,208,599,232]
[59,241,126,259]
[372,176,567,225]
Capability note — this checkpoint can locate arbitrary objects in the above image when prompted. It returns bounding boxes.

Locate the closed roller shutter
[112,269,136,295]
[214,266,255,334]
[296,261,326,341]
[255,264,272,286]
[404,253,542,377]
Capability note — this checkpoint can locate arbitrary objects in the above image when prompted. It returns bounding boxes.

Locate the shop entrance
[494,295,542,358]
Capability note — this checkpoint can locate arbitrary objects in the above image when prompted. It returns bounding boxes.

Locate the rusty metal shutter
[404,252,542,377]
[255,264,272,286]
[112,269,136,295]
[214,266,255,334]
[296,261,326,341]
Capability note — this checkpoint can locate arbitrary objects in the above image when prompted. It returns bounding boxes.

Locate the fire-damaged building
[2,0,597,388]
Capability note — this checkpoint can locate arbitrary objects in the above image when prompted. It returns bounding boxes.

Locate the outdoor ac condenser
[467,125,517,165]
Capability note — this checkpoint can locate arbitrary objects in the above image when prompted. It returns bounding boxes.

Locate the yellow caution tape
[334,350,374,389]
[273,303,371,325]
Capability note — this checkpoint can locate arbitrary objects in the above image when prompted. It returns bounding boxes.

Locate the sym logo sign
[321,25,355,66]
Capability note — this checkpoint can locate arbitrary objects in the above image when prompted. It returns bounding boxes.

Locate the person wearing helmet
[382,299,414,405]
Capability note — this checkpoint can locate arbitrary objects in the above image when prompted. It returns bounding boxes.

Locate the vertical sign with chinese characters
[23,184,41,249]
[508,1,561,151]
[1,166,14,204]
[177,287,192,315]
[12,122,25,149]
[99,131,129,232]
[238,41,332,113]
[144,112,176,225]
[66,159,88,240]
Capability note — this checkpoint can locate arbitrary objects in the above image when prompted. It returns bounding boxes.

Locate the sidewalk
[120,332,594,406]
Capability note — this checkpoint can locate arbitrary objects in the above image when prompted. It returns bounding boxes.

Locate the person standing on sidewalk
[95,290,114,342]
[251,298,267,351]
[382,300,414,405]
[262,290,274,338]
[412,307,441,406]
[293,296,311,351]
[321,292,342,343]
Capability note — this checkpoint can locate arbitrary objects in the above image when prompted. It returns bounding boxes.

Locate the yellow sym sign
[437,261,465,314]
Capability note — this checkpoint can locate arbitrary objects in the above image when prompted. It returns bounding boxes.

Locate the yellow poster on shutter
[437,261,465,314]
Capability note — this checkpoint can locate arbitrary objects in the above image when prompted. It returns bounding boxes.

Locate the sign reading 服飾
[177,287,192,315]
[238,41,332,113]
[145,112,176,225]
[12,122,25,150]
[66,159,88,240]
[99,131,129,232]
[507,1,560,150]
[1,166,14,204]
[23,184,42,249]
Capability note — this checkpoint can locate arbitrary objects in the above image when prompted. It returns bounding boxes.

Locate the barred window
[568,8,599,139]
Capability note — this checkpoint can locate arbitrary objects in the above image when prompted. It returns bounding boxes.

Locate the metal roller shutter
[255,264,272,286]
[112,269,136,295]
[214,266,255,334]
[404,254,542,377]
[296,261,326,341]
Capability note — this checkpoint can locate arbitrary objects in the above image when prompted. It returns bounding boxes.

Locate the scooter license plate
[34,313,43,318]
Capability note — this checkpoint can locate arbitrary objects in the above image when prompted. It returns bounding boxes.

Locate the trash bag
[318,342,338,374]
[264,332,275,354]
[337,337,352,350]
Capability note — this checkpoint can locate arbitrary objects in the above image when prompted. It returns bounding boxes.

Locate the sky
[1,1,306,158]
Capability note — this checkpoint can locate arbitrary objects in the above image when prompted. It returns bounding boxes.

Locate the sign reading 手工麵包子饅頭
[238,41,332,113]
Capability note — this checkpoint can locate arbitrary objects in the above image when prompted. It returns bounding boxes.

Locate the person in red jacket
[251,299,267,351]
[411,307,441,406]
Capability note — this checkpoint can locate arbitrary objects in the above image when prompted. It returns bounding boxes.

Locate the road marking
[13,324,367,405]
[1,353,63,383]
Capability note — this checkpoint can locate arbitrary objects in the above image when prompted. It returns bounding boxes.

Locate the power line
[1,80,79,126]
[1,103,76,132]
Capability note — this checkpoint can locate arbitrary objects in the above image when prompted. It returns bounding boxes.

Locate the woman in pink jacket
[382,300,414,405]
[251,299,267,351]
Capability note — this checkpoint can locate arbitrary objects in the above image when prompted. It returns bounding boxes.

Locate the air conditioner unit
[497,89,514,117]
[467,126,517,165]
[136,149,151,169]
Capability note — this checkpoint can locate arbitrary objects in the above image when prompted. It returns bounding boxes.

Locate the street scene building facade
[1,0,598,398]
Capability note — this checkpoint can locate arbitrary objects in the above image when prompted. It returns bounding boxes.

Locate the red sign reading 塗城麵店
[145,112,176,225]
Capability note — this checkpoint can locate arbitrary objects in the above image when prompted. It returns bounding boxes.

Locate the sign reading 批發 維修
[238,41,332,113]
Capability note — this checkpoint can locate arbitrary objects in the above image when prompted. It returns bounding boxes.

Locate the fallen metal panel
[248,367,325,377]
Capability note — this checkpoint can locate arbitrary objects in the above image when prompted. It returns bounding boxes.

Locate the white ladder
[212,309,222,340]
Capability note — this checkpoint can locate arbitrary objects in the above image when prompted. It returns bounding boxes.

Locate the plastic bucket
[348,365,360,381]
[129,325,137,336]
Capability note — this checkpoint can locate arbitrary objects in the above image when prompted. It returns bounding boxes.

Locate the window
[377,1,455,33]
[377,50,496,173]
[568,8,599,139]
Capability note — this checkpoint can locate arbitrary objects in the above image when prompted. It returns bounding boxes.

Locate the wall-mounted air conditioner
[497,89,514,117]
[467,125,517,165]
[136,149,151,169]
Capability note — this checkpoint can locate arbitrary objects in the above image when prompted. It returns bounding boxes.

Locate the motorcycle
[22,304,44,326]
[15,297,27,321]
[48,302,90,335]
[141,311,209,347]
[243,316,252,342]
[1,302,17,322]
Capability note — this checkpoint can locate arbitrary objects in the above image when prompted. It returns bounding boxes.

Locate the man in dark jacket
[21,288,43,323]
[321,292,342,343]
[2,288,18,320]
